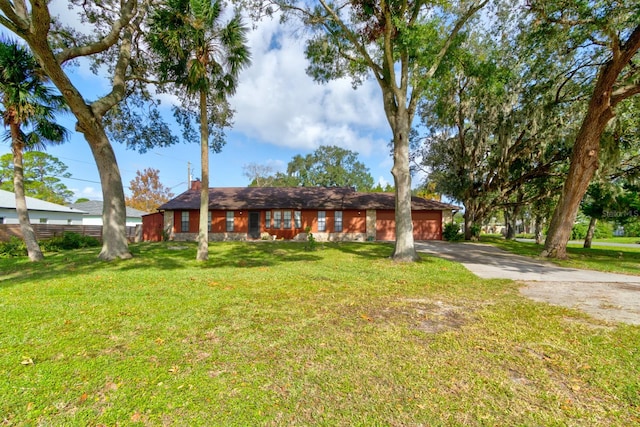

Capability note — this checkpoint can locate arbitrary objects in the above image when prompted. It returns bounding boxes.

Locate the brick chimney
[191,179,202,191]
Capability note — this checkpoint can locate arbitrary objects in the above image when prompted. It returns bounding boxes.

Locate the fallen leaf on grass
[360,313,373,322]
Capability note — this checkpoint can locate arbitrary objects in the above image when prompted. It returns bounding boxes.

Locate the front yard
[1,242,638,425]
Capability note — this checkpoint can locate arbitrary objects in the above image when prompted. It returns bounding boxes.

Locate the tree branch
[611,83,640,106]
[425,0,488,80]
[317,0,384,81]
[91,3,143,118]
[0,0,28,33]
[54,0,138,64]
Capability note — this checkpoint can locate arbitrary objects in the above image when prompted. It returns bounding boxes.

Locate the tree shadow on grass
[203,242,322,268]
[331,241,441,264]
[0,241,437,289]
[0,241,325,288]
[329,241,394,259]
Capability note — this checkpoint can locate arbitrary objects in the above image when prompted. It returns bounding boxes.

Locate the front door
[248,211,260,239]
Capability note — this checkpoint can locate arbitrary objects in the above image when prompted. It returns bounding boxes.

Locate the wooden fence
[0,224,138,242]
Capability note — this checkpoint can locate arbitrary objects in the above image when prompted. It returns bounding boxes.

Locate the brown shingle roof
[158,187,460,212]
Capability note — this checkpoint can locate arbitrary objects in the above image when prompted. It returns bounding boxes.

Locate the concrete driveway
[415,241,640,325]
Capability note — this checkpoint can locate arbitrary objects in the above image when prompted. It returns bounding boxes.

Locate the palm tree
[148,0,251,261]
[0,39,68,262]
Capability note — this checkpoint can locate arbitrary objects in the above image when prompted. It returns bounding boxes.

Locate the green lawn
[1,242,639,425]
[591,236,640,244]
[480,235,640,275]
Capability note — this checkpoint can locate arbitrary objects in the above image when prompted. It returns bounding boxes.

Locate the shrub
[623,221,640,237]
[515,233,535,239]
[571,220,614,240]
[42,232,100,252]
[304,226,317,251]
[571,222,588,240]
[0,236,27,257]
[443,223,462,241]
[469,224,481,239]
[594,221,613,239]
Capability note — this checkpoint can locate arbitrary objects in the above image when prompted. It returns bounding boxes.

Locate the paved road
[415,241,640,324]
[415,241,640,283]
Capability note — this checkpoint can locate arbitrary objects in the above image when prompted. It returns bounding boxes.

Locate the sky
[0,6,402,202]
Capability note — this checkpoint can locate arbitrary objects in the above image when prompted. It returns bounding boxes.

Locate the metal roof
[0,189,87,214]
[68,200,148,218]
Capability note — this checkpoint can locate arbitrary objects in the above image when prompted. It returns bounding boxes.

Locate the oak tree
[276,0,487,261]
[0,0,162,260]
[286,146,374,191]
[417,23,570,240]
[126,167,174,213]
[245,145,374,190]
[529,1,640,258]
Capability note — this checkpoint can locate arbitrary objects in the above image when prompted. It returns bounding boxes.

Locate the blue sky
[0,8,401,202]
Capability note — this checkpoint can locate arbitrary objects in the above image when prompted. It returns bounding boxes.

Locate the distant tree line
[243,145,375,191]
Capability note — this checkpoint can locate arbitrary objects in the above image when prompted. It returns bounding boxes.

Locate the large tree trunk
[463,201,483,241]
[505,205,521,240]
[583,217,597,249]
[541,98,613,258]
[10,125,44,262]
[26,32,131,261]
[505,219,516,240]
[85,127,133,261]
[197,89,209,261]
[463,209,474,241]
[389,110,418,262]
[542,25,640,259]
[464,212,472,241]
[534,214,544,245]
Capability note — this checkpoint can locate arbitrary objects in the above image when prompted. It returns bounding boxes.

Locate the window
[67,219,73,225]
[208,211,212,232]
[318,211,326,232]
[39,218,48,224]
[226,211,234,232]
[265,211,271,229]
[0,217,4,224]
[284,210,292,228]
[274,210,282,228]
[294,211,302,229]
[334,211,343,232]
[181,211,189,232]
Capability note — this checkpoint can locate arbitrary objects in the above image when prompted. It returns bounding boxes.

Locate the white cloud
[230,15,389,157]
[71,186,102,201]
[377,176,391,188]
[265,158,286,172]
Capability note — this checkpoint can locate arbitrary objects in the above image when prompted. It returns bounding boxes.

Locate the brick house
[151,181,459,242]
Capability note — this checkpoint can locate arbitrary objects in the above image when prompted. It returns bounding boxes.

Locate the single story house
[68,200,148,227]
[0,189,86,225]
[152,181,459,242]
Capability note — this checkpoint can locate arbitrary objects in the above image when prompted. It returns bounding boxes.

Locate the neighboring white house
[68,200,147,227]
[0,189,86,225]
